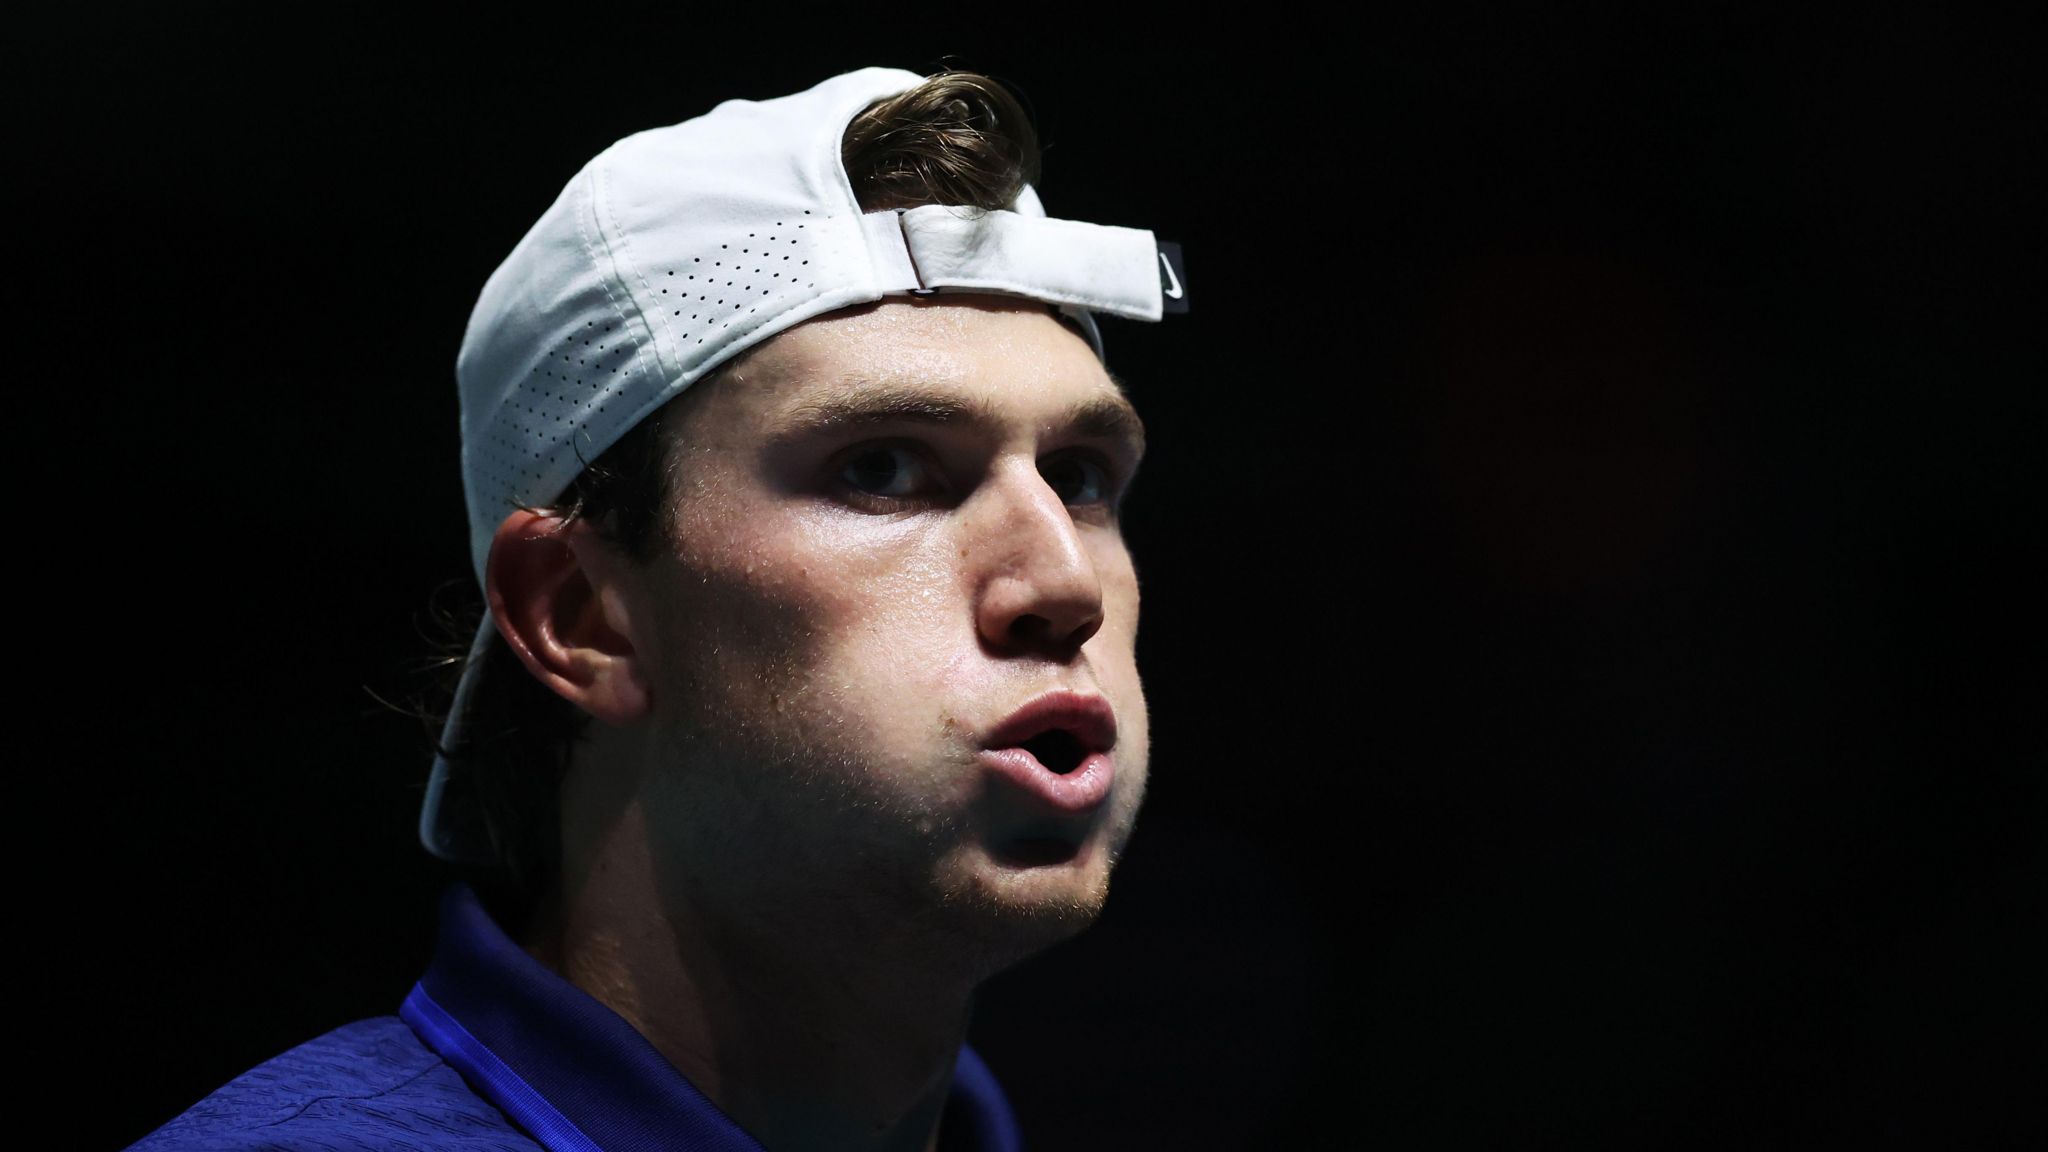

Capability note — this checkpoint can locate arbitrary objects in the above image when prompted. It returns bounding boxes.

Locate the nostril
[1008,611,1102,652]
[1069,613,1104,648]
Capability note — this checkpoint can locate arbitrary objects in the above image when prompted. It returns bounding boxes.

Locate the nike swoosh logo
[1159,251,1184,299]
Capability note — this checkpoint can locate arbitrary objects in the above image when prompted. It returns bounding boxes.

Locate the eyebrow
[765,373,1146,454]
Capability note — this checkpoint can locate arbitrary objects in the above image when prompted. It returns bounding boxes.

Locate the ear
[484,509,653,726]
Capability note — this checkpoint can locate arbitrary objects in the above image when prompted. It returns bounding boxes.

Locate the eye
[837,444,932,500]
[1040,454,1112,505]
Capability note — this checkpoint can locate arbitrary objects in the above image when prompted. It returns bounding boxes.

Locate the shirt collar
[401,882,1022,1152]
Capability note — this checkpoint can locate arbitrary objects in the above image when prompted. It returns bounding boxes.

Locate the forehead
[700,297,1132,432]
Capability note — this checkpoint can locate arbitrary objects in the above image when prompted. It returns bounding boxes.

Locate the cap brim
[419,613,505,866]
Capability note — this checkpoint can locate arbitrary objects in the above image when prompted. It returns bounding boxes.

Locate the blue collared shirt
[130,882,1024,1151]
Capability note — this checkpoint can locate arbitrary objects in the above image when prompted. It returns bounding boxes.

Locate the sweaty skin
[490,295,1150,1152]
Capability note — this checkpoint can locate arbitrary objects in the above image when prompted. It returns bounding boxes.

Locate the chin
[923,837,1116,973]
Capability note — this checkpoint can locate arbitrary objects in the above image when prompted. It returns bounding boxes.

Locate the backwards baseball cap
[423,65,1185,865]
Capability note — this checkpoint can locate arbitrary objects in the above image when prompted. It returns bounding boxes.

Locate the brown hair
[408,69,1048,920]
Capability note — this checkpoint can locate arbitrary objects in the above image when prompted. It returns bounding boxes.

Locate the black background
[26,6,2040,1149]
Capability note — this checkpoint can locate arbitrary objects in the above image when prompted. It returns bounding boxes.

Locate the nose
[969,459,1106,659]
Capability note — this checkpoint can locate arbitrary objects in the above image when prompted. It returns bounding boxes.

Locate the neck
[522,796,976,1152]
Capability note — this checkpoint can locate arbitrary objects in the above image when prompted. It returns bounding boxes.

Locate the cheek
[783,512,968,650]
[812,531,981,721]
[1092,546,1149,771]
[655,509,967,739]
[647,499,859,715]
[644,548,825,729]
[1091,541,1144,664]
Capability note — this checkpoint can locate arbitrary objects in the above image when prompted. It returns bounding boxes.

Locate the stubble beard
[639,683,1141,986]
[634,550,1143,984]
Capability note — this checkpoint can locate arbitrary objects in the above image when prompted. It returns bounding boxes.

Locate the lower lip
[977,748,1114,814]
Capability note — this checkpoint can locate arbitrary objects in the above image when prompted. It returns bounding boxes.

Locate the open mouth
[1019,728,1088,775]
[978,692,1116,814]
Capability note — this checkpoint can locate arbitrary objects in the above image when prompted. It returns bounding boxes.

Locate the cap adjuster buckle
[898,210,939,296]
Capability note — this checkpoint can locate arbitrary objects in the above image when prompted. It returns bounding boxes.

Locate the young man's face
[611,295,1149,971]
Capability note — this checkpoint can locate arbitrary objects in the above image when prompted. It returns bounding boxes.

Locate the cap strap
[860,207,1164,321]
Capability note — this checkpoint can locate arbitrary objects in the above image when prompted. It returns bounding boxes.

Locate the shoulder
[126,1016,542,1152]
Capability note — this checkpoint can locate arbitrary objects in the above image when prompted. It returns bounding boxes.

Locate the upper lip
[983,690,1118,754]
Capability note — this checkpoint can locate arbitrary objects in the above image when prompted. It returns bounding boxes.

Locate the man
[130,64,1183,1152]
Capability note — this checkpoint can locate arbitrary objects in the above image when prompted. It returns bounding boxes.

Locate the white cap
[424,65,1178,865]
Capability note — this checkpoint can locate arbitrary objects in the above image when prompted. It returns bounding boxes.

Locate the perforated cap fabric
[424,65,1174,865]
